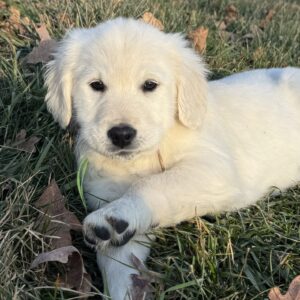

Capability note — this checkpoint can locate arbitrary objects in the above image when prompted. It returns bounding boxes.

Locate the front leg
[97,234,152,300]
[83,195,154,249]
[83,158,239,247]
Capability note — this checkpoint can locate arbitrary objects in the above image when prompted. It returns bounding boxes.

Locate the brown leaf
[217,4,238,32]
[10,129,40,153]
[25,39,58,64]
[188,27,209,54]
[24,23,58,64]
[0,1,7,9]
[35,179,82,248]
[129,254,163,300]
[31,182,91,294]
[1,6,32,34]
[140,12,164,31]
[30,246,91,293]
[268,275,300,300]
[130,274,155,300]
[259,9,276,30]
[224,4,238,24]
[36,23,51,41]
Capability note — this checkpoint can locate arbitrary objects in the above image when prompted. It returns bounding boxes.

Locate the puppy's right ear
[44,30,81,129]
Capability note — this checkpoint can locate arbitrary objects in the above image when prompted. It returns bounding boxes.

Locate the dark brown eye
[90,80,106,92]
[142,80,158,92]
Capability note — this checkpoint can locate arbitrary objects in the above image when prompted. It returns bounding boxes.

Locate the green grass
[0,0,300,299]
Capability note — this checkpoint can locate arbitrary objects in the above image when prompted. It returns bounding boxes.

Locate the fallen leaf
[217,20,227,31]
[130,274,155,300]
[259,9,276,30]
[32,181,91,294]
[268,275,300,300]
[0,1,6,9]
[224,4,238,24]
[35,179,82,248]
[36,23,51,41]
[24,23,58,64]
[217,4,238,31]
[10,129,40,153]
[129,254,163,300]
[188,27,209,54]
[30,246,91,293]
[140,12,164,31]
[1,6,32,34]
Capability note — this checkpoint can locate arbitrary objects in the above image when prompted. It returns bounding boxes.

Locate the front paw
[83,199,151,249]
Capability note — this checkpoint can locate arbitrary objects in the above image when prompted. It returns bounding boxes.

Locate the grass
[0,0,300,299]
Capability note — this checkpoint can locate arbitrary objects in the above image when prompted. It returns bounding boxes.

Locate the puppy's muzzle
[107,124,137,148]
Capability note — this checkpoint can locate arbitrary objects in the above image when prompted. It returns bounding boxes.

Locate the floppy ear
[44,30,81,129]
[176,42,208,129]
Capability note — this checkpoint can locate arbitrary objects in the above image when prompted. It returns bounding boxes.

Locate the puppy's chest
[84,173,134,210]
[83,155,163,211]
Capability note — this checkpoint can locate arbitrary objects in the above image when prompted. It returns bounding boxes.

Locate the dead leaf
[224,4,238,24]
[188,27,209,54]
[130,274,155,300]
[217,20,227,31]
[10,129,40,153]
[1,6,32,34]
[217,4,238,31]
[30,246,91,293]
[129,254,163,300]
[35,179,82,248]
[24,23,58,64]
[259,9,276,30]
[36,23,51,41]
[31,181,91,294]
[0,1,7,9]
[219,30,237,42]
[25,39,58,64]
[268,275,300,300]
[140,12,164,31]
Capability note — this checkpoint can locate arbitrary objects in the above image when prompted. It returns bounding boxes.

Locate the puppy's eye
[90,80,106,92]
[142,80,158,92]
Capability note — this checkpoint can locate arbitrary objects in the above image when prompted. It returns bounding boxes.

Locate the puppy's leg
[83,158,241,247]
[96,234,151,300]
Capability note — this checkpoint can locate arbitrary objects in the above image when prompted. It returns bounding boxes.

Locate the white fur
[45,17,300,300]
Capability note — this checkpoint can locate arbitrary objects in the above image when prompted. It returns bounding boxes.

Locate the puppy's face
[45,18,207,160]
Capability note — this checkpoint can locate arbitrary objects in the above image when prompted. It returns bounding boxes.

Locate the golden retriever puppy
[45,17,300,299]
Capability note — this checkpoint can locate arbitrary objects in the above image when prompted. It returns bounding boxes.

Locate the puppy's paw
[83,198,151,249]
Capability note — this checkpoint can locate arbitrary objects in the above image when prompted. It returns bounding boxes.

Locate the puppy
[45,17,300,299]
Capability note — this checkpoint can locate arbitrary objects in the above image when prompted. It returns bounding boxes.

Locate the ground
[0,0,300,299]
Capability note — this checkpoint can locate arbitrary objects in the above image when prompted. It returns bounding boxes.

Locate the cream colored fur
[45,17,300,300]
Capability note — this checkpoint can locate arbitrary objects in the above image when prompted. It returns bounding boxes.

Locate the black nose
[107,125,137,148]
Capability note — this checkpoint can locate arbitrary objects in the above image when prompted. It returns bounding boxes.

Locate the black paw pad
[94,226,111,240]
[106,216,129,234]
[84,235,96,245]
[111,230,136,247]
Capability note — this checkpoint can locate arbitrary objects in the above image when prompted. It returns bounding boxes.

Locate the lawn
[0,0,300,299]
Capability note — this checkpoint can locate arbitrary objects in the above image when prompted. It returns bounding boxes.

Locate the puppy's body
[45,18,300,299]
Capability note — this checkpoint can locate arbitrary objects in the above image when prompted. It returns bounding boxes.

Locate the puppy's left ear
[176,41,208,129]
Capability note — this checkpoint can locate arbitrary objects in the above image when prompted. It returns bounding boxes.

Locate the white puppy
[45,17,300,299]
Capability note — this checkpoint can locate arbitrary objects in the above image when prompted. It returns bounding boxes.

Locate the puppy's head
[45,18,207,159]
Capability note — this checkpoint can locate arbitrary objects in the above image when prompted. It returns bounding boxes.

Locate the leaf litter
[31,179,91,294]
[9,129,40,153]
[24,23,58,64]
[268,275,300,300]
